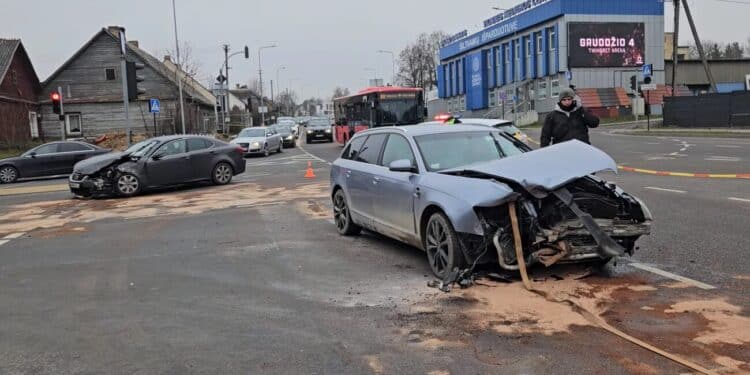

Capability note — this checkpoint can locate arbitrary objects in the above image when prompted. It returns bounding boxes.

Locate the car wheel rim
[117,175,138,194]
[216,165,231,183]
[426,218,450,275]
[0,167,16,183]
[333,193,348,231]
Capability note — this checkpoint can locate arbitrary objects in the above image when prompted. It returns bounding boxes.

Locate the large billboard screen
[568,22,645,68]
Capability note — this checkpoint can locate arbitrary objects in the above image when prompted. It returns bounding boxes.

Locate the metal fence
[663,91,750,127]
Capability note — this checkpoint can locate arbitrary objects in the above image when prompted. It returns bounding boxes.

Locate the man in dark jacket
[540,88,600,147]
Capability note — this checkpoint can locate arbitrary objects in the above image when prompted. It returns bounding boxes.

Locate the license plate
[315,134,323,137]
[69,182,80,188]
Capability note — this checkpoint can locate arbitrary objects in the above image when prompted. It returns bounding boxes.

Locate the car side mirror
[26,152,37,158]
[389,159,416,173]
[151,153,163,161]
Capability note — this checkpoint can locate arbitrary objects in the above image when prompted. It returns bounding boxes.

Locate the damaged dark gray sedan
[330,125,652,278]
[69,135,246,198]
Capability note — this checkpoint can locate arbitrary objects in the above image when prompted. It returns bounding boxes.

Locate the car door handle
[414,187,421,198]
[372,176,380,185]
[345,170,352,178]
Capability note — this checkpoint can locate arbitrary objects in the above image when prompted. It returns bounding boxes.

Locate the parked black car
[0,141,110,184]
[272,124,297,148]
[304,117,333,143]
[69,135,246,198]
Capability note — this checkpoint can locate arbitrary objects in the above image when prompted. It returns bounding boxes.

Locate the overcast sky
[3,0,748,100]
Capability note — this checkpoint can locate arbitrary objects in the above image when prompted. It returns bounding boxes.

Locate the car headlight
[252,142,260,147]
[325,129,331,133]
[307,130,313,134]
[286,135,293,140]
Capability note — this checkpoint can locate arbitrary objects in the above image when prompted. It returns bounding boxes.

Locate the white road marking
[3,232,25,240]
[0,240,9,247]
[645,142,661,145]
[644,187,687,194]
[705,156,740,162]
[297,143,333,165]
[646,156,676,160]
[629,263,716,290]
[715,145,741,149]
[728,197,750,203]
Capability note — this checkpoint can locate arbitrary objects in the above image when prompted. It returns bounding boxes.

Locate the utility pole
[270,79,274,117]
[118,28,132,146]
[671,0,680,95]
[258,44,277,125]
[171,0,186,134]
[681,0,717,92]
[224,44,230,133]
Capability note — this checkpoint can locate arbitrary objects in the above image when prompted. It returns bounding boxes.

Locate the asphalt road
[0,135,748,374]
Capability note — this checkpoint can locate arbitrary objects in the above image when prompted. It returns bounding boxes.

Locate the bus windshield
[380,99,419,125]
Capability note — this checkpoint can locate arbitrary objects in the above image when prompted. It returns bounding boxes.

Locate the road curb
[618,166,750,179]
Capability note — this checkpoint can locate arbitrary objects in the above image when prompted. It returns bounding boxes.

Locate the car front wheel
[0,165,18,183]
[115,173,141,197]
[424,212,464,279]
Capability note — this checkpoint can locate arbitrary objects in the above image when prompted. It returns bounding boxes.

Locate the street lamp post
[219,45,249,131]
[258,44,277,125]
[275,66,286,103]
[377,50,395,86]
[171,0,186,135]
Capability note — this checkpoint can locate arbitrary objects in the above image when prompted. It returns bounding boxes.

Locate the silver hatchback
[330,125,652,278]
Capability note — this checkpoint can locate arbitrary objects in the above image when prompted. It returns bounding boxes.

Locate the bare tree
[396,31,446,91]
[724,42,744,59]
[332,87,350,99]
[164,42,202,80]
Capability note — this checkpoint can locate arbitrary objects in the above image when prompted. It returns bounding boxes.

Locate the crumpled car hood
[74,152,128,174]
[419,173,520,208]
[440,140,617,197]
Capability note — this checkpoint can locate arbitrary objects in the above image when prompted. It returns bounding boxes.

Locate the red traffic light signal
[50,91,62,115]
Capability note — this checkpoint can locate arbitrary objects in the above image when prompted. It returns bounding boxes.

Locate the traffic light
[126,61,146,101]
[629,75,637,91]
[50,91,64,120]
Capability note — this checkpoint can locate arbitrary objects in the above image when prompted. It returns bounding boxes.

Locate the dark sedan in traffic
[69,135,246,197]
[0,141,110,183]
[305,117,333,143]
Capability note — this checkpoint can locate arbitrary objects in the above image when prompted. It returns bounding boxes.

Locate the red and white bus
[332,86,426,144]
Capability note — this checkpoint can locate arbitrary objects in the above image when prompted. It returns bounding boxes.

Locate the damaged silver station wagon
[330,125,652,278]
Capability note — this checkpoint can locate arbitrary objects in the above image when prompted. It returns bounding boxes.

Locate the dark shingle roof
[0,39,21,83]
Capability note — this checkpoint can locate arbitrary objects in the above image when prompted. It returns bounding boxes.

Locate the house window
[551,79,560,97]
[537,34,543,54]
[65,113,82,135]
[28,112,39,138]
[538,80,548,100]
[105,68,116,81]
[549,30,556,51]
[489,90,496,107]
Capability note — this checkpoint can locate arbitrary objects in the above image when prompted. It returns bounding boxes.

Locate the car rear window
[342,136,366,160]
[59,142,92,152]
[354,134,387,164]
[188,138,212,152]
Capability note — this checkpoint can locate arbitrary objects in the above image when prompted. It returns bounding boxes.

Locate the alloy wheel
[117,174,139,195]
[333,192,348,231]
[215,164,232,184]
[0,166,17,183]
[425,218,450,276]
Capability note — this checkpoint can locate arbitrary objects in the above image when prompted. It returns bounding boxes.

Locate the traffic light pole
[120,52,132,146]
[57,86,65,140]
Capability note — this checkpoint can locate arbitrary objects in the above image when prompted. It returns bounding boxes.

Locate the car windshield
[125,139,160,158]
[380,99,419,125]
[308,119,329,128]
[275,125,292,133]
[239,128,267,137]
[415,131,525,172]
